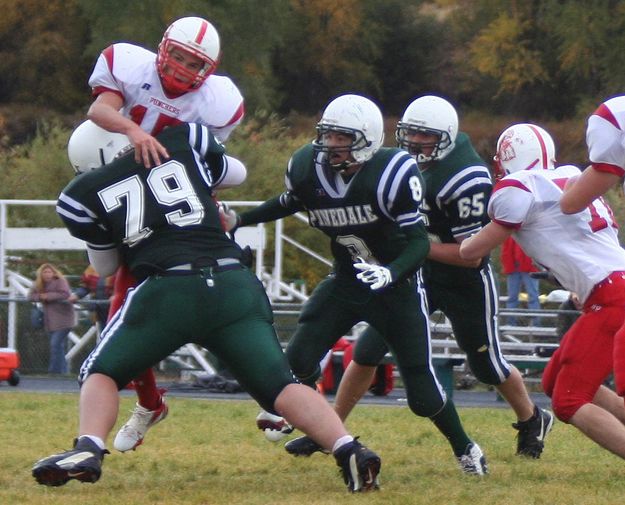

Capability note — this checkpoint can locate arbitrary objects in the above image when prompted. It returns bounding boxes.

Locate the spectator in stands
[28,263,76,374]
[555,292,582,343]
[500,237,541,326]
[69,264,114,332]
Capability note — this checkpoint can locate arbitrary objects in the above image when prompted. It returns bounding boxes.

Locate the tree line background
[0,0,624,284]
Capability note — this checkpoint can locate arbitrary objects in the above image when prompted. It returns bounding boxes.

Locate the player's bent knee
[407,398,445,418]
[467,354,508,385]
[293,367,321,389]
[402,368,447,417]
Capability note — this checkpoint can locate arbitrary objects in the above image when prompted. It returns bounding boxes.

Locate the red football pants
[542,272,625,421]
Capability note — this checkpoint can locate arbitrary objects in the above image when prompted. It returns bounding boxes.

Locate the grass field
[2,391,624,505]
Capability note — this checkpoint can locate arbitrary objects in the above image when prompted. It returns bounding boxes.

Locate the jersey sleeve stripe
[188,123,214,187]
[56,193,99,224]
[85,241,117,251]
[377,151,414,219]
[592,162,625,176]
[224,102,245,127]
[438,165,491,193]
[102,45,115,72]
[492,178,531,194]
[91,85,124,99]
[439,176,492,205]
[397,211,424,227]
[436,165,491,203]
[491,217,522,229]
[594,103,620,129]
[452,222,483,236]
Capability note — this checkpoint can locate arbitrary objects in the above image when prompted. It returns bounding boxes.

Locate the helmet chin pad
[157,41,218,94]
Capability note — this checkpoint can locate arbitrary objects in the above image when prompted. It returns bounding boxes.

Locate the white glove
[428,233,442,243]
[217,202,239,233]
[353,257,393,290]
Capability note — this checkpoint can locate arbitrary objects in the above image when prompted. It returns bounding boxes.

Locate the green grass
[1,392,624,505]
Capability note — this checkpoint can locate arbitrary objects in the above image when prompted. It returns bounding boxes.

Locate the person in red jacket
[500,237,541,326]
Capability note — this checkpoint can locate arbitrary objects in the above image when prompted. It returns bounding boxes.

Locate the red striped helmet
[494,123,556,178]
[157,17,221,94]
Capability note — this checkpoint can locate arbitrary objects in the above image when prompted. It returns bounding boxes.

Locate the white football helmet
[494,123,556,178]
[395,95,459,162]
[67,120,132,174]
[313,94,384,169]
[157,16,220,94]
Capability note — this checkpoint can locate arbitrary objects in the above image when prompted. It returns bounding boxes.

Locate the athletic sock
[133,369,162,410]
[429,399,473,457]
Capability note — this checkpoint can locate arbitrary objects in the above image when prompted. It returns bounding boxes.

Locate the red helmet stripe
[195,20,209,44]
[527,124,547,169]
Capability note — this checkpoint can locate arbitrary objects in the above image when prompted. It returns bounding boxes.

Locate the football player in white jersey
[84,16,245,453]
[460,123,625,460]
[87,16,244,168]
[561,96,625,215]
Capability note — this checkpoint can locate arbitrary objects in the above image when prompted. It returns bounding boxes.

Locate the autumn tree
[0,0,90,112]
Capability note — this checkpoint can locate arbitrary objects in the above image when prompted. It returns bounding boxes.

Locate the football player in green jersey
[32,122,381,493]
[323,96,553,460]
[224,94,488,475]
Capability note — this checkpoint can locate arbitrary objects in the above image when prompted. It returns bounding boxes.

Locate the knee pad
[293,366,321,389]
[286,347,321,388]
[466,351,509,385]
[402,366,446,417]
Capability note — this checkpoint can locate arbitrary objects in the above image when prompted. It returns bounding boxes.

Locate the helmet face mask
[312,94,384,171]
[395,125,451,160]
[395,95,458,163]
[495,123,556,177]
[68,121,132,174]
[315,125,371,171]
[157,17,220,94]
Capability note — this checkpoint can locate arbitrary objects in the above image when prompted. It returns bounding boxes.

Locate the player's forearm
[560,167,620,214]
[239,195,300,227]
[460,222,511,261]
[87,101,140,137]
[387,224,430,281]
[428,241,481,268]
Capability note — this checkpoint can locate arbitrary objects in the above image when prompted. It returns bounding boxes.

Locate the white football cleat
[114,401,168,452]
[255,410,294,442]
[456,442,488,476]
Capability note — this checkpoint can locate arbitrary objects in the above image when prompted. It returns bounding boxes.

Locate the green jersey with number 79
[57,123,242,279]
